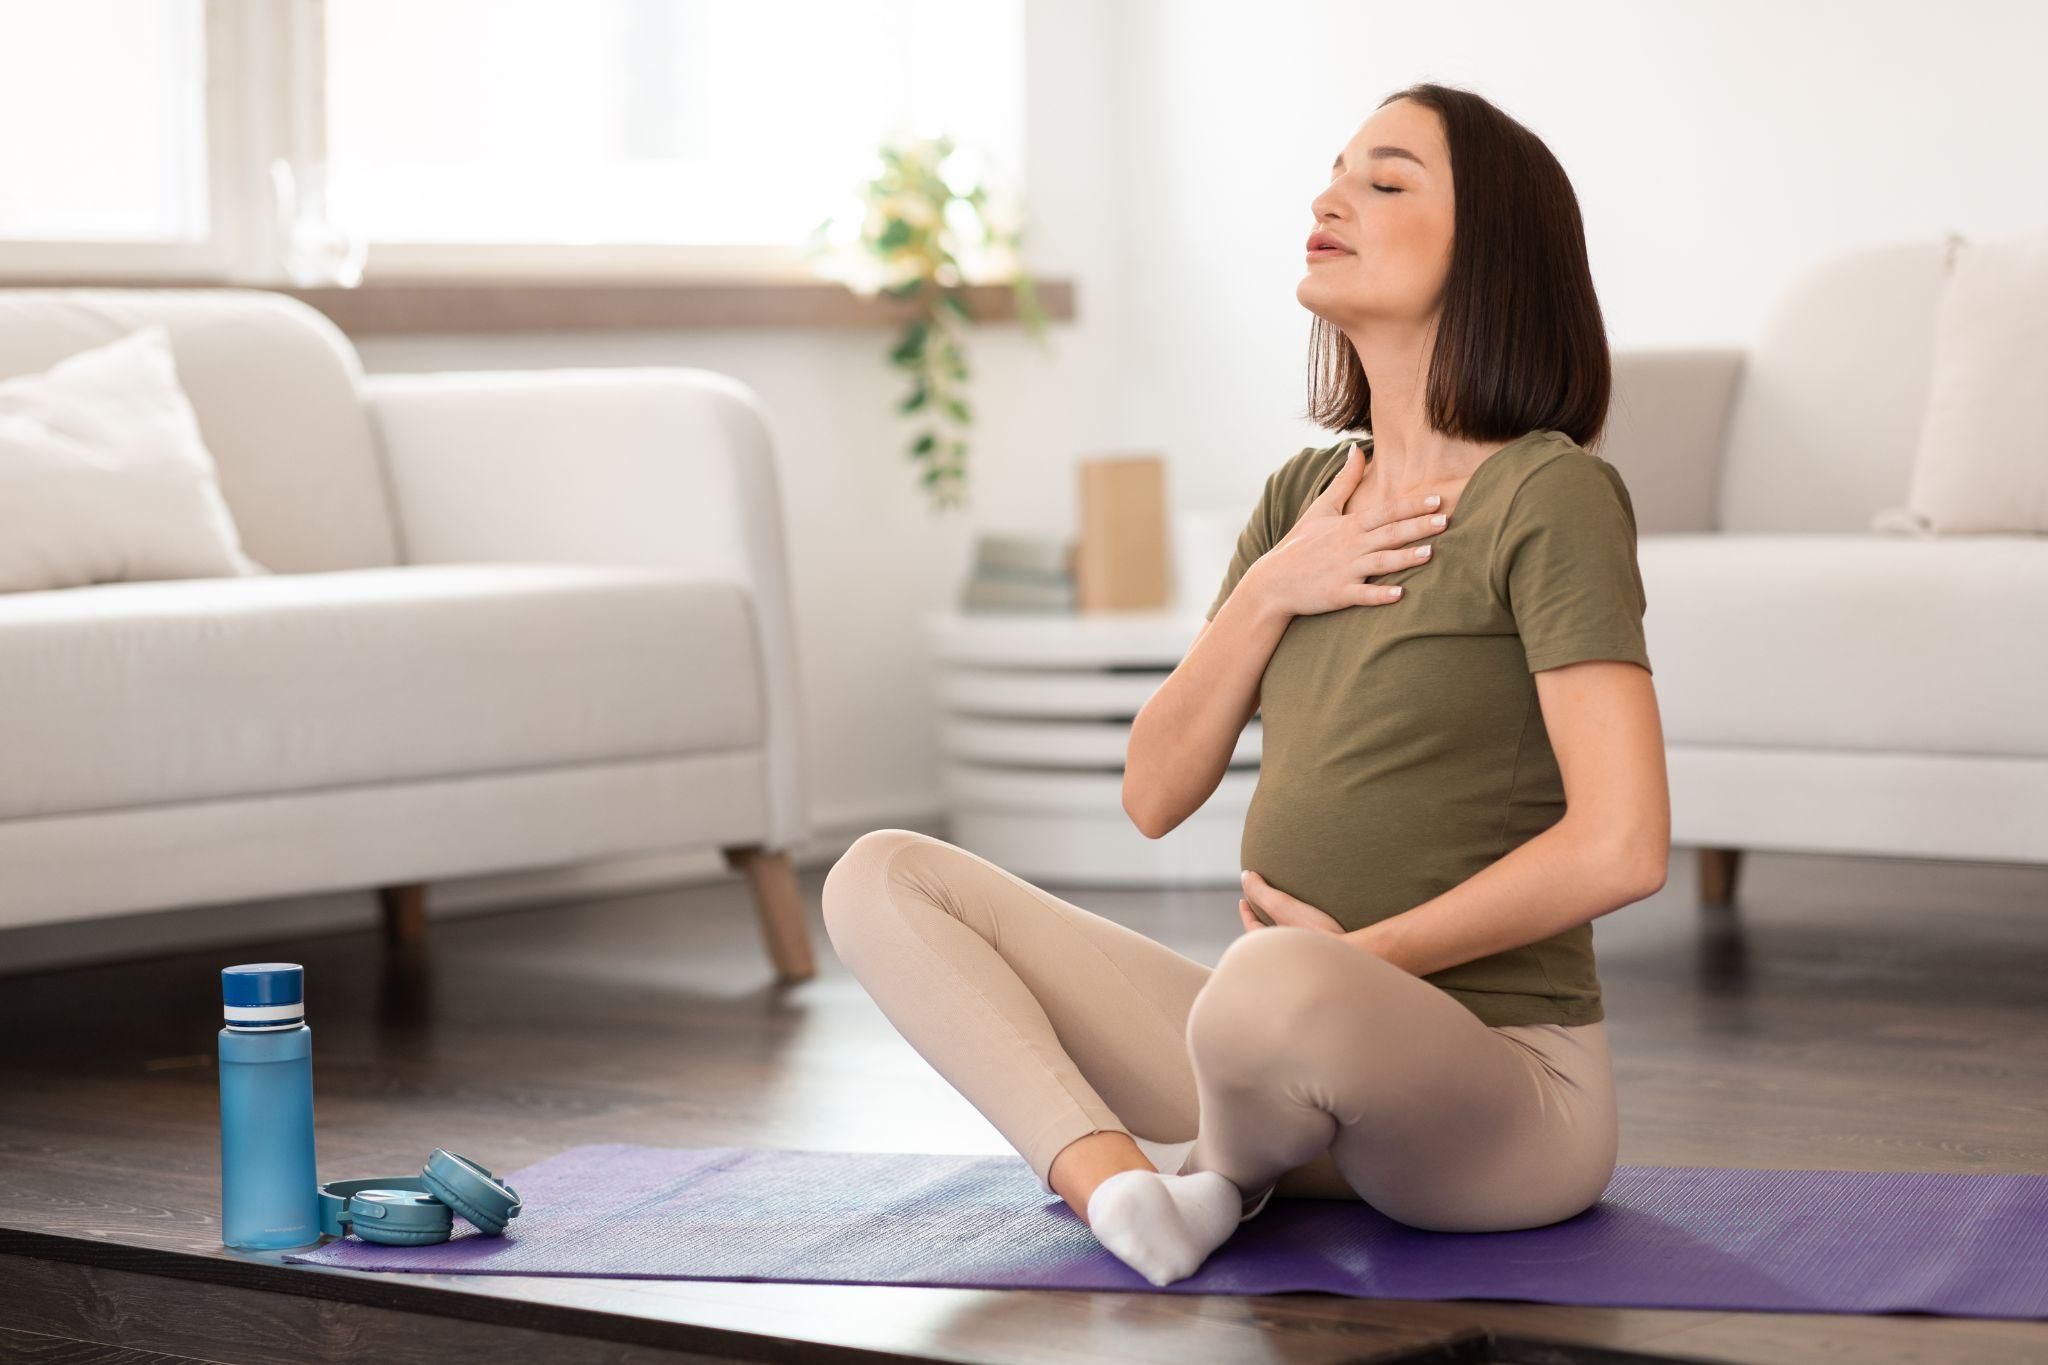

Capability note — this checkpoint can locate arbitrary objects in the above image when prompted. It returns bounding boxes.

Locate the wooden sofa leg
[1698,848,1742,909]
[379,883,429,946]
[721,845,816,984]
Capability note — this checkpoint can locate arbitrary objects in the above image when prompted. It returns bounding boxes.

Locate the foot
[1083,1167,1242,1287]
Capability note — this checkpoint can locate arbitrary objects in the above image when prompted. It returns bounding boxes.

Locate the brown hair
[1306,82,1611,452]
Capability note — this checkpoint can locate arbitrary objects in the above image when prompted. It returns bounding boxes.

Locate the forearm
[1124,569,1291,837]
[1346,815,1661,977]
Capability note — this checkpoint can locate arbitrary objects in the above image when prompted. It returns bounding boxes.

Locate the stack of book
[959,533,1076,613]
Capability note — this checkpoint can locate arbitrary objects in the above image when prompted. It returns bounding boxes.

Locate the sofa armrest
[359,366,812,850]
[1603,346,1748,534]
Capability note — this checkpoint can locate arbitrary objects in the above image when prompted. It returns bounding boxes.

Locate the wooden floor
[2,844,2046,1363]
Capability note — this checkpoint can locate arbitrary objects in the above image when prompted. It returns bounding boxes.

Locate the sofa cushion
[1713,240,1950,533]
[0,323,266,593]
[1873,228,2048,535]
[1639,533,2048,758]
[0,565,764,821]
[0,288,400,574]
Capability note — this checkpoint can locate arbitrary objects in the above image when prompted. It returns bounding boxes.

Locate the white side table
[924,608,1258,886]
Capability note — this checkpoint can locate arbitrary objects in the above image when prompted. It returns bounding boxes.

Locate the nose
[1309,185,1345,231]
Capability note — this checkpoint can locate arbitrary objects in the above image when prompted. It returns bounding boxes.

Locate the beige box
[1074,453,1169,610]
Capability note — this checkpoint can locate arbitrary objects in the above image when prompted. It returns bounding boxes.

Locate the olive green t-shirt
[1205,428,1652,1027]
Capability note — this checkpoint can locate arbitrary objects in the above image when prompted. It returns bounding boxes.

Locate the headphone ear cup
[344,1188,454,1245]
[356,1220,453,1246]
[422,1150,521,1236]
[423,1175,495,1234]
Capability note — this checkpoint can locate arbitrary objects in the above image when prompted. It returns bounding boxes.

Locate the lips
[1306,230,1352,254]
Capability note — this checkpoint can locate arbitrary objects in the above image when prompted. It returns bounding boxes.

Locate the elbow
[1584,822,1668,903]
[1120,771,1153,839]
[1122,784,1167,841]
[1122,717,1173,840]
[1622,837,1670,901]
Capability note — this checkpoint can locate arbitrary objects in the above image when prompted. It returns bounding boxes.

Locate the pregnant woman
[822,81,1670,1287]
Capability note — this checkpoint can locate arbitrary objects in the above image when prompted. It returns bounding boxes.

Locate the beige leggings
[821,828,1619,1230]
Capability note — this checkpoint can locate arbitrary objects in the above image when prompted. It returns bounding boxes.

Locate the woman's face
[1298,98,1454,331]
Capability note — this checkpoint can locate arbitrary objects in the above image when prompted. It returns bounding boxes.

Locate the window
[0,0,208,241]
[0,0,1026,283]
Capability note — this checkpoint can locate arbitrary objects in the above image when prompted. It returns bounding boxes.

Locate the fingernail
[1388,585,1403,597]
[1426,494,1441,506]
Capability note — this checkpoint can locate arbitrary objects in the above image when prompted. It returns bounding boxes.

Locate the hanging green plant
[806,134,1051,511]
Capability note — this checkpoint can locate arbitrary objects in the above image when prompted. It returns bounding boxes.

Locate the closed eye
[1373,185,1402,194]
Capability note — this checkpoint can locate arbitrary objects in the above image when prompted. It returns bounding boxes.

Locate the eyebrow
[1333,146,1426,171]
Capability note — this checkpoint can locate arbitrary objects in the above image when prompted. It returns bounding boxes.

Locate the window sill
[0,274,1076,336]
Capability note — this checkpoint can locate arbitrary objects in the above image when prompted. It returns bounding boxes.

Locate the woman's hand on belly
[1238,869,1347,936]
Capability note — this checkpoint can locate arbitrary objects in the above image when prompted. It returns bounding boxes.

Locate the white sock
[1084,1168,1243,1287]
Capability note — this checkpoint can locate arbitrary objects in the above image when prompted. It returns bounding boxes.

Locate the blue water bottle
[219,962,320,1250]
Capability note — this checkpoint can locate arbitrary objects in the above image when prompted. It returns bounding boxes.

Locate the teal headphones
[317,1149,523,1246]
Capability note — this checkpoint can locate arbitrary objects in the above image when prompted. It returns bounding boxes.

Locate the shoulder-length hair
[1307,82,1612,452]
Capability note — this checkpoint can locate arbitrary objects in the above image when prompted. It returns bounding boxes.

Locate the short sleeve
[1490,453,1652,675]
[1204,446,1316,621]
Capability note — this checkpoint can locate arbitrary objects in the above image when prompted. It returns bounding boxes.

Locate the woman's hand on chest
[1253,443,1451,620]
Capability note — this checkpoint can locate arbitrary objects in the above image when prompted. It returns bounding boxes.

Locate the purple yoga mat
[280,1143,2048,1318]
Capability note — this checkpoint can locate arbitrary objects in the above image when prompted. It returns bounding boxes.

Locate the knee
[820,828,934,944]
[1187,928,1348,1064]
[1214,925,1348,1004]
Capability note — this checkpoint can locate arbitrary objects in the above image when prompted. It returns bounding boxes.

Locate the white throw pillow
[1871,229,2048,536]
[0,323,266,592]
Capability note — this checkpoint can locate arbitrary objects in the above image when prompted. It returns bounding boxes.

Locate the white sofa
[1596,238,2048,904]
[0,288,818,980]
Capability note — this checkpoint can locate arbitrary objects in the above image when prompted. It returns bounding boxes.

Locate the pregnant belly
[1239,758,1516,936]
[1239,773,1413,934]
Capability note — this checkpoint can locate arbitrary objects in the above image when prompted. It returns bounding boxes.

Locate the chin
[1295,288,1349,324]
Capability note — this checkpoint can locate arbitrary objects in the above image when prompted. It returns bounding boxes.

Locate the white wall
[1121,0,2048,526]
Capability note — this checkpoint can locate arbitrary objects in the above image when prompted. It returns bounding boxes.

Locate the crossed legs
[820,829,1616,1235]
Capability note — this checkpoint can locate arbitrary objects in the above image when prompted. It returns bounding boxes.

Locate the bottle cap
[222,962,305,1031]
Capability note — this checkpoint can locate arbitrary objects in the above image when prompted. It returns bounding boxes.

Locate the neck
[1357,419,1505,503]
[1342,322,1500,494]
